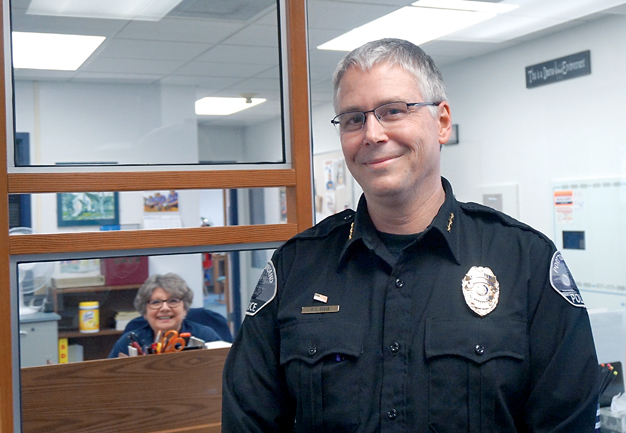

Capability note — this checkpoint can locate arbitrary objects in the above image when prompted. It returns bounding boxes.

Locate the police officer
[222,38,600,432]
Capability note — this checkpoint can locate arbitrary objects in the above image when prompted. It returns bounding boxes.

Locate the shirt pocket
[280,319,363,433]
[425,317,527,433]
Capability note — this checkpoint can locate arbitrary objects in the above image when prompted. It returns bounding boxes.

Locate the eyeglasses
[147,298,182,310]
[330,101,440,134]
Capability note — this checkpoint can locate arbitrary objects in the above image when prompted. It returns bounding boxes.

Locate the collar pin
[447,213,454,232]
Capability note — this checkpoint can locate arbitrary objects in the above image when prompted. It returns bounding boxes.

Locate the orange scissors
[160,330,186,353]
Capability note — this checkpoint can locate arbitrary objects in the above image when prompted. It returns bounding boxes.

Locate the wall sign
[526,50,590,88]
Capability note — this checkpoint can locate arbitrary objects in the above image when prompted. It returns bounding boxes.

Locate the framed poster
[56,192,119,227]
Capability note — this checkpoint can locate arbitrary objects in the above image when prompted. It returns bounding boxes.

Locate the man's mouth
[365,155,398,167]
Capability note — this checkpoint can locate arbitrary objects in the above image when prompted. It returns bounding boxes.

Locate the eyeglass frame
[147,298,183,310]
[330,101,442,134]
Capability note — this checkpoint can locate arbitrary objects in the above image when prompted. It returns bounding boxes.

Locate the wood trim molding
[0,0,14,429]
[8,169,297,194]
[9,224,298,256]
[286,0,313,233]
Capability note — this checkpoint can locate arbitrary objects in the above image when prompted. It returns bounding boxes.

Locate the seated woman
[109,273,221,358]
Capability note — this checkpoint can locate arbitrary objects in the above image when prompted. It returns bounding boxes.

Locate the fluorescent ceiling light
[318,1,519,51]
[195,97,267,116]
[26,0,183,22]
[12,32,105,71]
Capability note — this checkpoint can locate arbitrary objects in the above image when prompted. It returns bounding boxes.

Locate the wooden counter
[20,347,229,433]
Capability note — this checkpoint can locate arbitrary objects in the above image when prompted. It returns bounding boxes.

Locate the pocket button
[390,342,400,354]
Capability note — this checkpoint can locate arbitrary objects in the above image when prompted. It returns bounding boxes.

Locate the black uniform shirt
[222,177,600,433]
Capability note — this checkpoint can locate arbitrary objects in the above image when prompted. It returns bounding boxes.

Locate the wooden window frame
[0,0,312,430]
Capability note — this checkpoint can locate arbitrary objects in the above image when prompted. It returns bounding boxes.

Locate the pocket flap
[425,317,526,364]
[280,319,363,365]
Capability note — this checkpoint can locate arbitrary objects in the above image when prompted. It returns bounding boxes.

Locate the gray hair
[332,38,447,116]
[134,273,193,314]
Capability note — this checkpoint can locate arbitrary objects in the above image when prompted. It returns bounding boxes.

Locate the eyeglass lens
[148,298,181,309]
[333,102,411,133]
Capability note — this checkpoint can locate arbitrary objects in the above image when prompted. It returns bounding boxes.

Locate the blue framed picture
[56,192,119,227]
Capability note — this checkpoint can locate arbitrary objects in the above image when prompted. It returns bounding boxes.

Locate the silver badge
[462,266,499,316]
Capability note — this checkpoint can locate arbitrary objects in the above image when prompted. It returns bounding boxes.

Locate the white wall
[244,118,283,162]
[198,125,244,163]
[440,14,626,236]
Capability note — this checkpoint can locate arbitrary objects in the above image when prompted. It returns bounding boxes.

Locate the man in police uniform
[222,38,600,432]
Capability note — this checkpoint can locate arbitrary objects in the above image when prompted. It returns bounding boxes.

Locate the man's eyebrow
[338,99,405,114]
[337,105,363,114]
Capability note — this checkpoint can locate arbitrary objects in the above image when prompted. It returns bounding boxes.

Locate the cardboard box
[101,257,148,286]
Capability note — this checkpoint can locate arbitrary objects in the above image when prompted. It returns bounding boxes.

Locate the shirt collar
[339,177,462,267]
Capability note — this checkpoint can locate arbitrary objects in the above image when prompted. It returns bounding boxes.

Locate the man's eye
[379,107,404,119]
[345,114,364,125]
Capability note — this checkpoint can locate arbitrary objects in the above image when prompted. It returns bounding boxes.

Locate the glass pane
[9,187,286,233]
[17,249,274,365]
[10,0,284,166]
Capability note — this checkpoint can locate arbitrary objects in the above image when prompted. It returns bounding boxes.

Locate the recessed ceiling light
[12,32,105,71]
[26,0,183,21]
[195,97,267,116]
[318,1,519,52]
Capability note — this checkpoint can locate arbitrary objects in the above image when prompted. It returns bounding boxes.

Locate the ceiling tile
[98,39,213,61]
[81,57,182,75]
[220,24,279,47]
[172,61,270,78]
[307,1,400,30]
[160,75,241,89]
[71,71,162,84]
[196,45,279,65]
[116,17,245,43]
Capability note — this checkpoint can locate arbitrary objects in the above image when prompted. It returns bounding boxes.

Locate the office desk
[21,347,229,433]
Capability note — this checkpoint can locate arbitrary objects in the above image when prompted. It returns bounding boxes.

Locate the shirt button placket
[395,279,404,289]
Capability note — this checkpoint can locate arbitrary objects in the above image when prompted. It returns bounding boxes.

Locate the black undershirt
[377,231,420,258]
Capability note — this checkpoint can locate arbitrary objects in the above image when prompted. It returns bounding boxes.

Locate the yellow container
[79,301,99,333]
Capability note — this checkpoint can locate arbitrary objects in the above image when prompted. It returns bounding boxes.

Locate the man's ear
[437,102,452,145]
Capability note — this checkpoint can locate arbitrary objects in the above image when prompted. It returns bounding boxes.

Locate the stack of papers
[115,311,141,331]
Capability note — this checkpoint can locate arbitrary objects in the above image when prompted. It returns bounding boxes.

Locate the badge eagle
[462,266,499,316]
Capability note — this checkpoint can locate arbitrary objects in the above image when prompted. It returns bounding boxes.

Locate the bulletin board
[553,178,626,297]
[313,151,357,223]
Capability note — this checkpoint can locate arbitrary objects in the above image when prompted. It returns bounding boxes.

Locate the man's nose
[362,112,387,143]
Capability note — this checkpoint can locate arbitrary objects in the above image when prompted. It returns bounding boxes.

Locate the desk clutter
[600,362,626,433]
[122,330,227,357]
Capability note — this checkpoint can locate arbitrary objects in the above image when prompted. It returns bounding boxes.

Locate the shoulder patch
[246,261,277,316]
[549,251,585,308]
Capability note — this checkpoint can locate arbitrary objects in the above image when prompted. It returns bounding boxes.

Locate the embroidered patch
[550,251,585,308]
[246,261,277,316]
